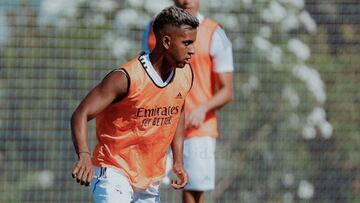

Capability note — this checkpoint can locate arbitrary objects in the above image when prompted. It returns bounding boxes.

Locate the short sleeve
[210,27,234,73]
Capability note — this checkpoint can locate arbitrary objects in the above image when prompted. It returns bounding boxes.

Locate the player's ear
[162,35,171,50]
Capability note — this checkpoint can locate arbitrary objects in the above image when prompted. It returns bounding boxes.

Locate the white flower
[127,0,145,8]
[287,39,310,61]
[115,9,140,30]
[253,36,282,65]
[112,37,134,58]
[298,180,314,199]
[89,14,106,26]
[303,107,333,139]
[102,32,134,58]
[38,0,79,27]
[294,0,305,9]
[41,0,77,17]
[144,0,172,14]
[91,0,118,13]
[319,121,333,139]
[37,170,54,189]
[302,125,316,139]
[115,9,150,30]
[299,11,317,34]
[281,13,300,32]
[282,87,300,108]
[269,46,283,65]
[261,1,287,23]
[214,14,239,31]
[283,173,295,187]
[253,36,272,52]
[307,107,326,125]
[293,65,326,103]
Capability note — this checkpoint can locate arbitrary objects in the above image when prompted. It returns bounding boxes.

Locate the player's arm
[70,70,129,186]
[186,27,234,129]
[170,106,188,189]
[206,72,234,110]
[186,72,233,128]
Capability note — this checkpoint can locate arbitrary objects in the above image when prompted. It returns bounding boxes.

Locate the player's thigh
[91,167,133,203]
[133,181,160,203]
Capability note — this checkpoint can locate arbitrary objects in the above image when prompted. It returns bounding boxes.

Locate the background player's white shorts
[91,166,160,203]
[165,136,216,191]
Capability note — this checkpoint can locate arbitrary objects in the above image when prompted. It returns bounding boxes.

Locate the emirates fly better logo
[136,105,181,127]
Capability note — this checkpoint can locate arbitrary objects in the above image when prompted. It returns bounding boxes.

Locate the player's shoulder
[104,66,129,82]
[203,16,219,25]
[99,68,130,97]
[201,16,219,28]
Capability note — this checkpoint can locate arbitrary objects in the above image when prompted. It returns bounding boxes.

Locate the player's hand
[171,163,188,189]
[72,152,94,187]
[186,105,207,129]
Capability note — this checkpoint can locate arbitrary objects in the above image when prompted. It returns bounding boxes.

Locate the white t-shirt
[197,14,234,73]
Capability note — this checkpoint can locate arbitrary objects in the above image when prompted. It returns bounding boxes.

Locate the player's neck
[149,51,174,81]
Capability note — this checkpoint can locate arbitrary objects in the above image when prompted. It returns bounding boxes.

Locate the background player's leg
[183,190,204,203]
[182,137,216,203]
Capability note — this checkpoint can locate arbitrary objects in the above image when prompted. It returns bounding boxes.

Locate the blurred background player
[142,0,234,203]
[71,6,199,203]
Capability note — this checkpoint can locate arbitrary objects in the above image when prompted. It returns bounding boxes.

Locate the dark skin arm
[186,72,234,129]
[171,106,188,189]
[70,71,128,186]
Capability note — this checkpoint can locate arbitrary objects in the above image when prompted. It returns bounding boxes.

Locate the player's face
[173,0,200,16]
[167,26,197,68]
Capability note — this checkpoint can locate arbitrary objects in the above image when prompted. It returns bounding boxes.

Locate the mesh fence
[0,0,359,202]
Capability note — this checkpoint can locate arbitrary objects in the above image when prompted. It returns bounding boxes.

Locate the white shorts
[91,166,160,203]
[165,136,216,191]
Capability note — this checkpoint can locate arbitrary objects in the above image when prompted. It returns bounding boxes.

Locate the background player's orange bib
[147,18,220,138]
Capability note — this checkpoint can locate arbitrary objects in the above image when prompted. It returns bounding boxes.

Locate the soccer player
[71,6,199,203]
[142,1,234,203]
